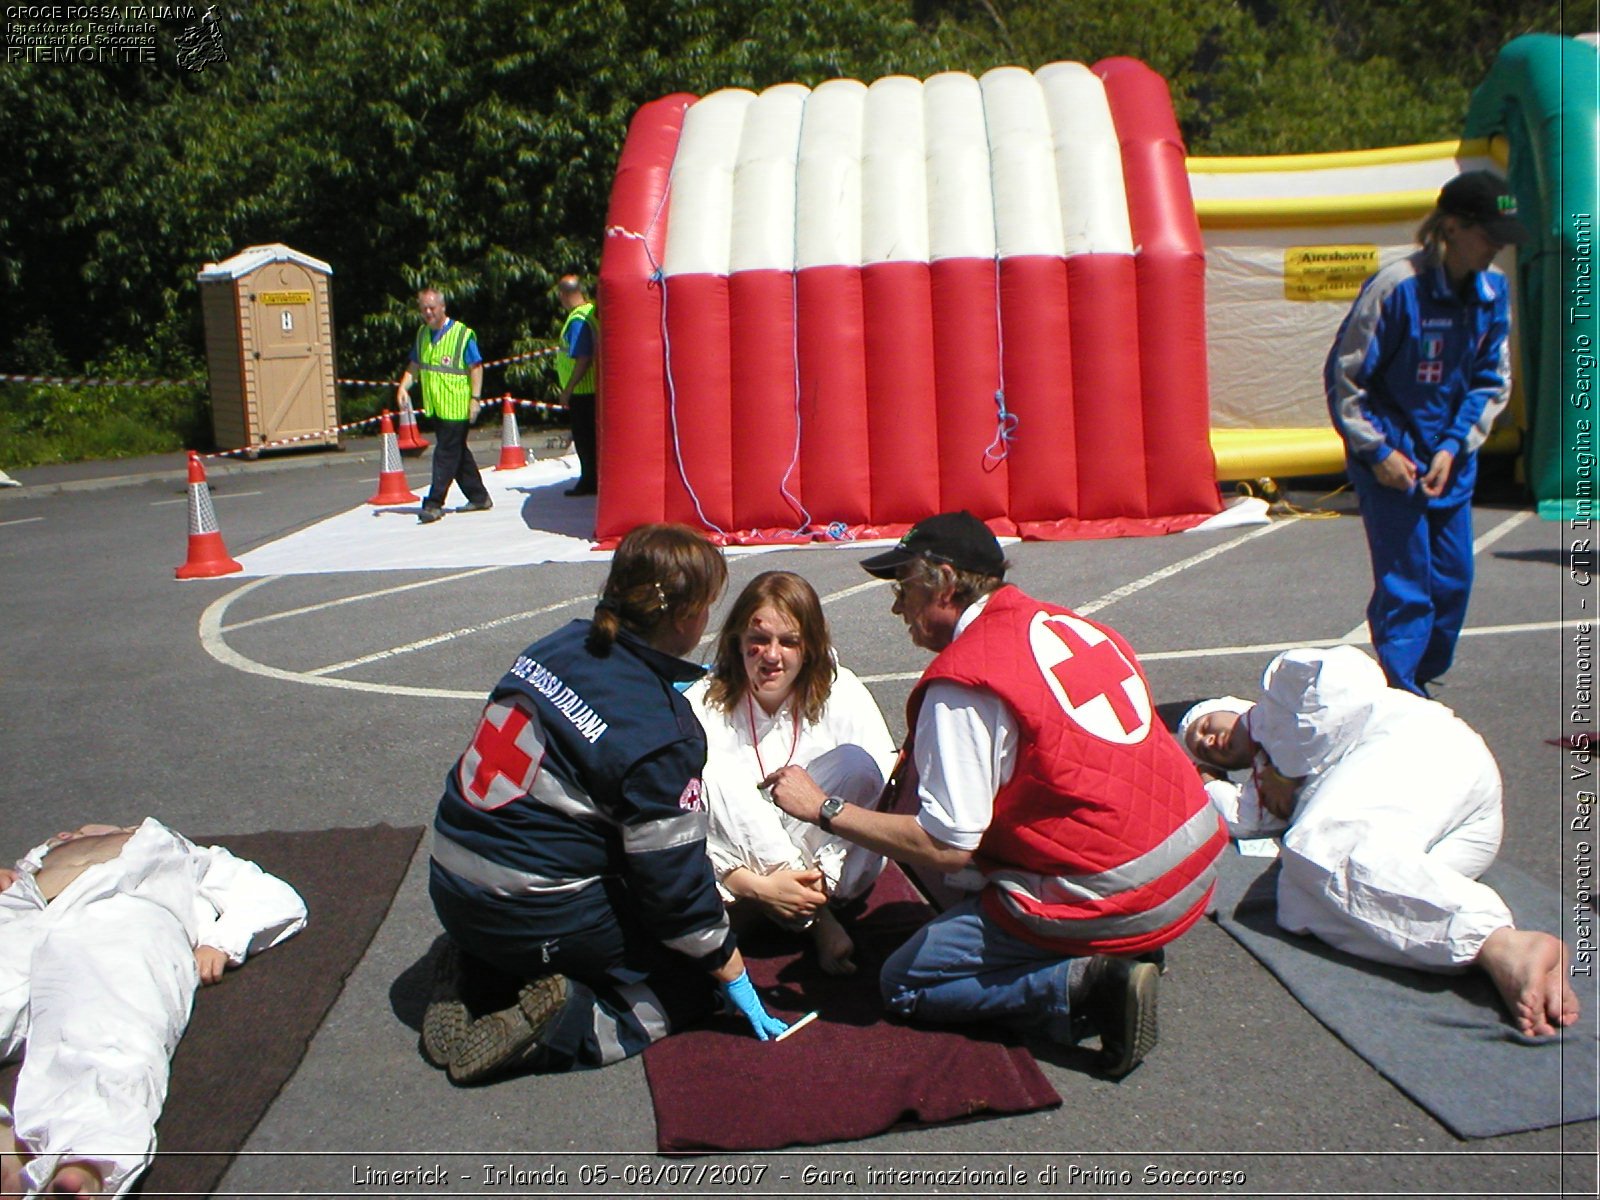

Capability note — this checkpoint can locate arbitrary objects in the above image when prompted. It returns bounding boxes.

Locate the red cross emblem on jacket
[1029,612,1153,744]
[457,696,547,810]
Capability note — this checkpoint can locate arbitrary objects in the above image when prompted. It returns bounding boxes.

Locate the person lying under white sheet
[1179,646,1579,1040]
[0,819,307,1198]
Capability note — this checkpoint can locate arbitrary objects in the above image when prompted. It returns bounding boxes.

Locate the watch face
[821,796,845,819]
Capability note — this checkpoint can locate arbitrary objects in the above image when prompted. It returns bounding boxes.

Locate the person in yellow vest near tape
[396,288,494,524]
[555,275,599,497]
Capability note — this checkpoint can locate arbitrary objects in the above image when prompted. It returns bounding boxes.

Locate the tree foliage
[0,0,1577,458]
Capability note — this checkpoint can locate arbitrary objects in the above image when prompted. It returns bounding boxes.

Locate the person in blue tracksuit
[424,524,788,1084]
[1325,170,1529,696]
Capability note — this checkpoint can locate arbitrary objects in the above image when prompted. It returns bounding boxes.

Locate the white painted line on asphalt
[151,490,264,507]
[200,576,585,700]
[855,618,1574,684]
[0,516,44,528]
[199,578,486,699]
[1472,508,1532,554]
[1076,518,1298,616]
[1337,508,1536,643]
[309,596,588,676]
[223,566,503,632]
[821,578,890,604]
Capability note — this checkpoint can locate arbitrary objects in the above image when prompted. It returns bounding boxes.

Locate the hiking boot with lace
[1083,956,1159,1078]
[447,973,569,1085]
[421,941,470,1068]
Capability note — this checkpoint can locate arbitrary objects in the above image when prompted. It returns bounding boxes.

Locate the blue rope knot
[825,520,853,541]
[984,388,1018,465]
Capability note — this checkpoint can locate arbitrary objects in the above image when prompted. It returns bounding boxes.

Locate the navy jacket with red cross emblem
[908,586,1226,956]
[432,619,735,970]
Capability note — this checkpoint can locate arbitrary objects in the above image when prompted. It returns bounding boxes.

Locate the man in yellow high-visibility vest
[396,288,493,524]
[555,275,598,497]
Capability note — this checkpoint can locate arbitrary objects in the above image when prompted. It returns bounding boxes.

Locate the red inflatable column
[660,272,735,532]
[597,95,694,541]
[1094,57,1219,519]
[728,269,805,536]
[930,257,1010,526]
[1067,252,1147,520]
[863,262,941,527]
[796,265,872,530]
[996,256,1079,526]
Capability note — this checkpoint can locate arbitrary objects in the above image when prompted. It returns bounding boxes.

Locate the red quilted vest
[907,586,1225,955]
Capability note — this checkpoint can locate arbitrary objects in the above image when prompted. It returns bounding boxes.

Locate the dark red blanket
[643,865,1060,1152]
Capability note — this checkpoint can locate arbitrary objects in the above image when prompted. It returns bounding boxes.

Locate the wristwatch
[818,795,846,832]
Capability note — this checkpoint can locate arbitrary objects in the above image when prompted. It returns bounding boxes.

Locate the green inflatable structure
[1465,34,1599,520]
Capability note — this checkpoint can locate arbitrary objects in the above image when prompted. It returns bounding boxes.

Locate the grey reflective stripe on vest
[620,808,708,854]
[662,916,731,959]
[986,805,1221,938]
[431,831,600,897]
[992,864,1216,942]
[528,763,607,824]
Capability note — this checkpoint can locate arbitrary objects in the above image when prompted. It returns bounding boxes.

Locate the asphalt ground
[0,441,1594,1199]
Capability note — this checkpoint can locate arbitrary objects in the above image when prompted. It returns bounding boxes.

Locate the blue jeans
[879,897,1087,1043]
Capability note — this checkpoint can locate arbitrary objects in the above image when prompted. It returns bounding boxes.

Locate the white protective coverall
[1213,646,1510,970]
[0,818,307,1197]
[687,665,897,906]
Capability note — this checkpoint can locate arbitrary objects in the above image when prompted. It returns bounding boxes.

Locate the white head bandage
[1177,696,1253,763]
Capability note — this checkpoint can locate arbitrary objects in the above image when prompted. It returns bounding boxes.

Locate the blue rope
[781,92,814,537]
[977,80,1014,467]
[627,170,727,538]
[983,387,1019,467]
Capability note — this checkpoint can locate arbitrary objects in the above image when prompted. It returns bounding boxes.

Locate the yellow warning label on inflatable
[1283,246,1379,302]
[260,291,312,305]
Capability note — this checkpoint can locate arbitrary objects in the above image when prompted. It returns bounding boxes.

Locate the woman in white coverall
[0,818,307,1198]
[687,571,896,975]
[1180,646,1578,1039]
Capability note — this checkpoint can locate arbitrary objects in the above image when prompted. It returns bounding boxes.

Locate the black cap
[1438,170,1530,246]
[860,511,1006,579]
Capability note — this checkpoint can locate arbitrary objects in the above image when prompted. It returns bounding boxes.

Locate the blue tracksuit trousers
[1351,471,1474,696]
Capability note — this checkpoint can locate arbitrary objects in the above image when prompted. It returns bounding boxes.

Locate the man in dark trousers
[396,287,493,524]
[555,275,598,497]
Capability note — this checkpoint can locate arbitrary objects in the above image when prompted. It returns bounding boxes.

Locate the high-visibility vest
[556,303,598,396]
[415,319,475,420]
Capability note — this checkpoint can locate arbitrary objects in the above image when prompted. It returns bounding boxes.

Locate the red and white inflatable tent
[596,57,1220,544]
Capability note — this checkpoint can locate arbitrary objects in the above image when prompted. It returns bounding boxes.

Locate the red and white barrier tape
[197,394,569,460]
[5,347,560,394]
[481,346,559,370]
[199,413,386,459]
[0,372,194,388]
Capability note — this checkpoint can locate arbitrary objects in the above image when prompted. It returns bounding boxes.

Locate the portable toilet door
[197,244,340,454]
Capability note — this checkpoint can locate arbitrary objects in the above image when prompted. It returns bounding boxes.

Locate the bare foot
[1477,927,1580,1037]
[812,908,856,976]
[46,1161,102,1196]
[1,1122,28,1199]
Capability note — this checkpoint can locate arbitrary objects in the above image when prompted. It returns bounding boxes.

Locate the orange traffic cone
[174,452,242,579]
[396,391,430,456]
[368,411,421,505]
[493,397,528,471]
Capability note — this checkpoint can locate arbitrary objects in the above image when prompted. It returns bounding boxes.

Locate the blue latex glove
[720,970,790,1041]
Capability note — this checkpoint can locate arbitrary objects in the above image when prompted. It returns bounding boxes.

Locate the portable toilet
[197,244,339,454]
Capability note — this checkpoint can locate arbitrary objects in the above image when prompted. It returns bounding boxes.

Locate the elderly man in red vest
[767,512,1225,1075]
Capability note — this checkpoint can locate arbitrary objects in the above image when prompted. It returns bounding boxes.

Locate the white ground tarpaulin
[233,457,607,575]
